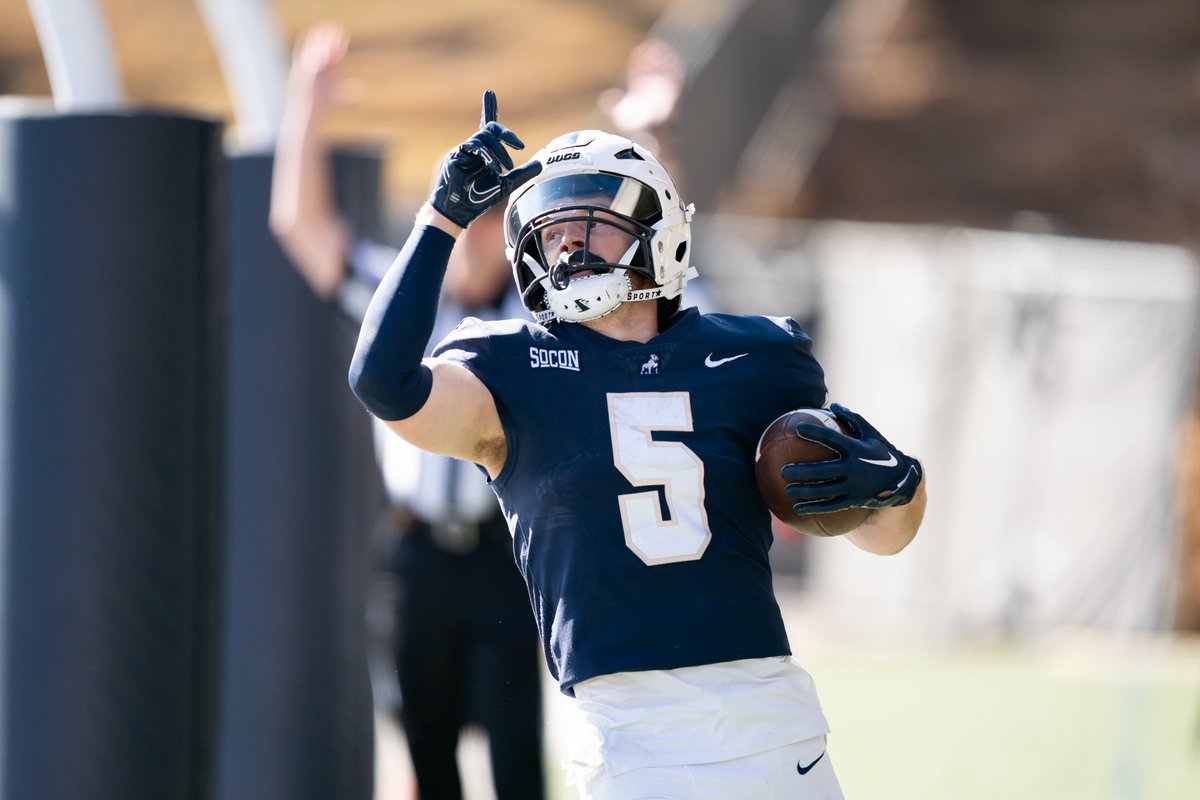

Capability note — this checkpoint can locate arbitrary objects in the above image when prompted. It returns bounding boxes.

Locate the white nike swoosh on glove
[468,183,501,203]
[859,454,898,467]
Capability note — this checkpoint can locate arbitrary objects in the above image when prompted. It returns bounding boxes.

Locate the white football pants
[569,734,845,800]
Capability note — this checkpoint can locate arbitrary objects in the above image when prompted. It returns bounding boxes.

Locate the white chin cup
[543,271,631,323]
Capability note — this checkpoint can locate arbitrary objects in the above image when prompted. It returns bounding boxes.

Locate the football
[754,408,872,537]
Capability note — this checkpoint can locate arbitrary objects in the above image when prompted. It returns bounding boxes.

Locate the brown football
[754,408,872,537]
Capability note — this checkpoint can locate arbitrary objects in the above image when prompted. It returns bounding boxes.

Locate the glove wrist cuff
[886,455,922,506]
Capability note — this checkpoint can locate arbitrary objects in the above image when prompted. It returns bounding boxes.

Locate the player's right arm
[348,91,540,476]
[357,207,506,474]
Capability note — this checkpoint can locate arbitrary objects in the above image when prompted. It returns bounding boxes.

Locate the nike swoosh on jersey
[859,453,899,467]
[797,751,826,775]
[704,352,749,368]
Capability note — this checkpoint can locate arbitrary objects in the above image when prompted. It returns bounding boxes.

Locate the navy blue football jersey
[432,307,828,694]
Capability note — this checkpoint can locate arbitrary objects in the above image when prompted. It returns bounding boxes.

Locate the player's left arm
[782,402,926,555]
[845,469,926,555]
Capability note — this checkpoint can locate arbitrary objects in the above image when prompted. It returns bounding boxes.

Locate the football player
[349,91,927,800]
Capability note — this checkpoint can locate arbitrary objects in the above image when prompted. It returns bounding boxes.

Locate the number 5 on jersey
[607,392,712,565]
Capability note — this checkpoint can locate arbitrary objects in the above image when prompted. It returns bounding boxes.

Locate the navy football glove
[428,90,542,228]
[781,403,922,513]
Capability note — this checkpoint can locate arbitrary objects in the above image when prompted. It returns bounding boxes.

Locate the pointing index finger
[481,89,498,127]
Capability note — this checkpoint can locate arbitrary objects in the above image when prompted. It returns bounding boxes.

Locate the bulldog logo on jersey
[640,354,660,375]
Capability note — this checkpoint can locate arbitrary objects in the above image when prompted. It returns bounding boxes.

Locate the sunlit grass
[806,637,1200,800]
[539,634,1200,800]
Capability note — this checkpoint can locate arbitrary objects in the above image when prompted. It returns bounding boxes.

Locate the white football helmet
[504,130,697,324]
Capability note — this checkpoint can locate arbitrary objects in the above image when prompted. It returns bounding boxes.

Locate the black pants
[388,512,544,800]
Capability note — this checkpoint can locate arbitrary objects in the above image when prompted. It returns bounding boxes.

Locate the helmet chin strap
[549,252,572,290]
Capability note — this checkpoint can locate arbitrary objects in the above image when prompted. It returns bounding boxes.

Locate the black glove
[781,403,922,513]
[428,90,542,228]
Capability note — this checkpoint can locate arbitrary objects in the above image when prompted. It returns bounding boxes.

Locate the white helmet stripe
[617,240,639,267]
[521,251,547,279]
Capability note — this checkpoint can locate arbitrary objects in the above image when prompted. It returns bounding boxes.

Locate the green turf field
[801,637,1200,800]
[540,635,1200,800]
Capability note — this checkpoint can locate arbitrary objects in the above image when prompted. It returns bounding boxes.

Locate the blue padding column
[0,110,225,800]
[216,149,382,800]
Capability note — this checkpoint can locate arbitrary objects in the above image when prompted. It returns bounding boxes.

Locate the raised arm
[597,39,686,184]
[269,23,354,299]
[348,92,541,476]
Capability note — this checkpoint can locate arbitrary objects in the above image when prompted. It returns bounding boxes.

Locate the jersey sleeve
[767,315,829,410]
[430,316,495,377]
[430,318,529,484]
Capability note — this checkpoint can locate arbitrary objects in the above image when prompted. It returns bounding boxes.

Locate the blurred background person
[596,37,687,188]
[269,23,545,800]
[594,36,720,316]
